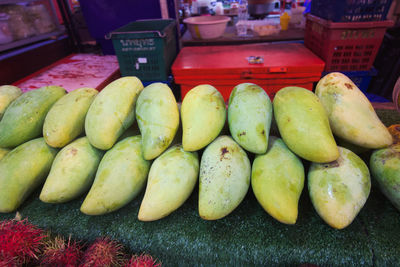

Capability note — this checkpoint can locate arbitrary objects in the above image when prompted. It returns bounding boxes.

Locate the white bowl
[184,15,230,39]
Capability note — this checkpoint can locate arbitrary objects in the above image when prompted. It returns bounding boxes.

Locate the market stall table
[0,109,399,266]
[12,54,121,92]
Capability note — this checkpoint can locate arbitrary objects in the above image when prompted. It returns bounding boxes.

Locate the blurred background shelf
[1,0,49,4]
[181,24,304,46]
[0,0,65,51]
[0,29,65,52]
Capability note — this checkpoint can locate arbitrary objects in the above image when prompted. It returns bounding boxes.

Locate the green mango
[43,87,98,148]
[308,146,371,229]
[273,86,339,163]
[40,137,104,203]
[0,147,10,160]
[0,138,58,212]
[138,145,199,221]
[370,144,400,211]
[316,72,392,149]
[0,85,22,119]
[85,77,144,150]
[80,135,150,215]
[228,83,272,154]
[199,135,251,220]
[136,82,179,160]
[251,137,304,224]
[0,86,66,148]
[181,84,226,151]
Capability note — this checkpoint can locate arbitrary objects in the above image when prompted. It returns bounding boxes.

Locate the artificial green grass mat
[0,109,399,266]
[0,189,373,266]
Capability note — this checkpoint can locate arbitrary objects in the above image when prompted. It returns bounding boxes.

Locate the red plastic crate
[305,14,393,72]
[310,0,393,22]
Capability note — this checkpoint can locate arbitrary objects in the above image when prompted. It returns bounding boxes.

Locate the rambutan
[0,219,45,265]
[124,254,161,267]
[41,235,83,267]
[0,257,18,267]
[80,237,125,267]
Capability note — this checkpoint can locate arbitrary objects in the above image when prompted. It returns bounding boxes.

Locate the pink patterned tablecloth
[14,54,121,92]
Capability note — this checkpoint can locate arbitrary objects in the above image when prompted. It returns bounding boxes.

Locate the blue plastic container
[322,68,377,92]
[142,76,180,101]
[142,76,174,87]
[322,68,390,102]
[311,0,393,22]
[364,93,390,103]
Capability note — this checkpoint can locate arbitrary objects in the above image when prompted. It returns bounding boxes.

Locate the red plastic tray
[172,43,325,101]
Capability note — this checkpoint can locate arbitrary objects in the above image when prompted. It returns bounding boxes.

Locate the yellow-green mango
[199,135,250,220]
[316,72,392,149]
[0,86,66,148]
[308,146,371,229]
[251,137,304,224]
[85,77,143,150]
[181,84,226,151]
[0,85,22,119]
[43,88,98,148]
[273,86,339,163]
[228,83,272,154]
[0,148,10,160]
[40,137,104,203]
[0,138,58,212]
[370,144,400,211]
[136,82,179,160]
[138,145,199,221]
[80,135,150,215]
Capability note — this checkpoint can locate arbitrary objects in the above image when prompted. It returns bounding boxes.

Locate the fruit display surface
[0,171,399,266]
[0,73,400,265]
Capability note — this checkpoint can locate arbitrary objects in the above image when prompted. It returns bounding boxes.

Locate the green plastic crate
[108,19,177,81]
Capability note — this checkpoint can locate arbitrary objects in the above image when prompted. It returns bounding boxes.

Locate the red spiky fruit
[125,254,161,267]
[0,257,18,267]
[41,236,83,267]
[0,219,46,265]
[80,237,125,267]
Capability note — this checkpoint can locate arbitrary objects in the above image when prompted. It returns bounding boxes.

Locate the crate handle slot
[241,71,253,79]
[269,67,288,73]
[105,30,166,39]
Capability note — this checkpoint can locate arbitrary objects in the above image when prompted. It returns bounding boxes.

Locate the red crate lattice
[305,14,393,72]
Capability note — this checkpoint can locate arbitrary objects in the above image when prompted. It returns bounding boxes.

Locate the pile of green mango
[0,72,397,230]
